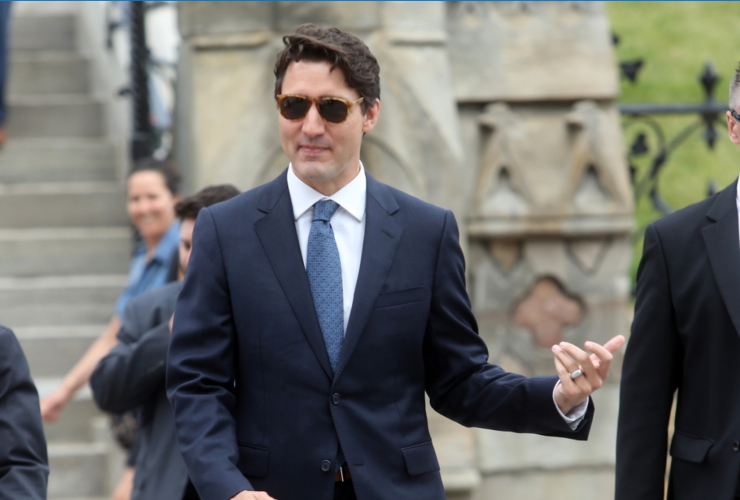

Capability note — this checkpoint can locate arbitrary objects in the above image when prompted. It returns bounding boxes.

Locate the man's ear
[728,111,740,145]
[362,98,381,134]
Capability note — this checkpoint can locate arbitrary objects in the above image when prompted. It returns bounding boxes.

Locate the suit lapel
[253,171,334,380]
[702,179,740,339]
[335,175,403,380]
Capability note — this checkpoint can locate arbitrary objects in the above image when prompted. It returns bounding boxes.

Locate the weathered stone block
[448,2,619,102]
[277,2,381,32]
[469,237,630,377]
[179,1,273,37]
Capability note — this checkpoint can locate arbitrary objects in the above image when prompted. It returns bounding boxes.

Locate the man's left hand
[551,335,626,414]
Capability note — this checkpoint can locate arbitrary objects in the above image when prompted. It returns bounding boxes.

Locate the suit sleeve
[166,208,252,500]
[424,211,593,439]
[0,327,48,500]
[90,298,170,413]
[615,223,681,500]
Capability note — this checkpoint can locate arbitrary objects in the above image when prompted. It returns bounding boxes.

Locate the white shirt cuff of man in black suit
[553,382,589,430]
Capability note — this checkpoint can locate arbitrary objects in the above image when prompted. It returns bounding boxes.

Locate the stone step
[48,442,107,498]
[0,182,127,228]
[43,398,103,445]
[0,274,127,327]
[7,95,104,138]
[17,325,106,378]
[36,378,104,444]
[9,51,89,96]
[12,15,76,52]
[0,138,116,184]
[0,227,130,277]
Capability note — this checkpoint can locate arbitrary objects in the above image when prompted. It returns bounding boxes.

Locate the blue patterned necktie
[307,200,344,372]
[306,200,346,470]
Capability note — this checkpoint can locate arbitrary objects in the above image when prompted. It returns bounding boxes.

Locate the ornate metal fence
[106,0,175,161]
[618,59,729,217]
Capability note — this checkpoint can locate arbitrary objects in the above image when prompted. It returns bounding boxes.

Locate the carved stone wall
[449,4,630,499]
[176,3,631,499]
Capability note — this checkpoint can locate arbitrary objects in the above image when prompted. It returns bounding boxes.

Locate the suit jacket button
[734,441,739,452]
[332,393,340,405]
[321,460,332,472]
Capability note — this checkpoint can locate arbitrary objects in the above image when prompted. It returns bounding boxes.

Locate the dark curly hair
[175,184,241,221]
[274,24,380,114]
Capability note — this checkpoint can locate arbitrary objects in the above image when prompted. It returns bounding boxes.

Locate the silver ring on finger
[569,368,583,379]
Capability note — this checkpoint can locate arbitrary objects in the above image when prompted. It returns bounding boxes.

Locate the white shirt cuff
[552,381,588,430]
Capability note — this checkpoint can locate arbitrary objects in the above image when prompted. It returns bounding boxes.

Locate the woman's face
[127,170,178,246]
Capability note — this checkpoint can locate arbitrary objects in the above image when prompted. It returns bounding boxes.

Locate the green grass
[607,1,740,282]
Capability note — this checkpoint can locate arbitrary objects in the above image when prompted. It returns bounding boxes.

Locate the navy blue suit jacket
[0,327,48,500]
[167,171,594,500]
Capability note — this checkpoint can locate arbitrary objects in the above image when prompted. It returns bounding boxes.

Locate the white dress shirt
[287,163,366,333]
[736,179,740,241]
[286,163,586,427]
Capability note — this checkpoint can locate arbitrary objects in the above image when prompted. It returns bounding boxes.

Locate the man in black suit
[91,185,240,500]
[167,25,624,500]
[616,63,740,500]
[0,326,48,500]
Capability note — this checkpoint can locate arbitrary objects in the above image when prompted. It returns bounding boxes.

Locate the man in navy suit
[0,326,48,500]
[167,24,624,500]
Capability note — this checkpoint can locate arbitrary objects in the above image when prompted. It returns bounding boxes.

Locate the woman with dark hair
[40,158,182,499]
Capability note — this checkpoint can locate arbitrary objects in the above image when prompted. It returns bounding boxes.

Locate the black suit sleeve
[424,211,593,438]
[0,327,48,500]
[91,297,170,413]
[616,223,682,500]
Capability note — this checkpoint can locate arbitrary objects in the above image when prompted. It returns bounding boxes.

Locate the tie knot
[313,200,339,222]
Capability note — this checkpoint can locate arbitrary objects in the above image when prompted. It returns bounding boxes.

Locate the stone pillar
[176,2,632,499]
[447,2,631,499]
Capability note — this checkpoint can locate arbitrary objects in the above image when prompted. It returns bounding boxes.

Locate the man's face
[178,218,196,278]
[278,60,380,195]
[728,105,740,145]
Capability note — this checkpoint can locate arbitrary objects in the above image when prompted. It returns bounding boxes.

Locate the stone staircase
[1,10,130,500]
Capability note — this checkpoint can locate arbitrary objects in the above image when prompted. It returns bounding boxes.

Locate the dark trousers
[334,479,356,500]
[182,480,200,500]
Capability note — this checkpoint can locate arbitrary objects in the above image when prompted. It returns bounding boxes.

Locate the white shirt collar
[287,163,367,222]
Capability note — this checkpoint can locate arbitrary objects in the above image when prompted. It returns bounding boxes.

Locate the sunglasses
[731,109,740,123]
[276,94,364,124]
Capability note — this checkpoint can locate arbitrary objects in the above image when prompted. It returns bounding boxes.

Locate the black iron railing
[617,54,729,216]
[106,1,174,162]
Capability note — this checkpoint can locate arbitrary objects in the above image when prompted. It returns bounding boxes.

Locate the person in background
[0,325,48,500]
[91,185,240,500]
[616,62,740,500]
[40,158,182,500]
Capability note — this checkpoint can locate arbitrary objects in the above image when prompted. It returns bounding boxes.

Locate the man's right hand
[229,491,277,500]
